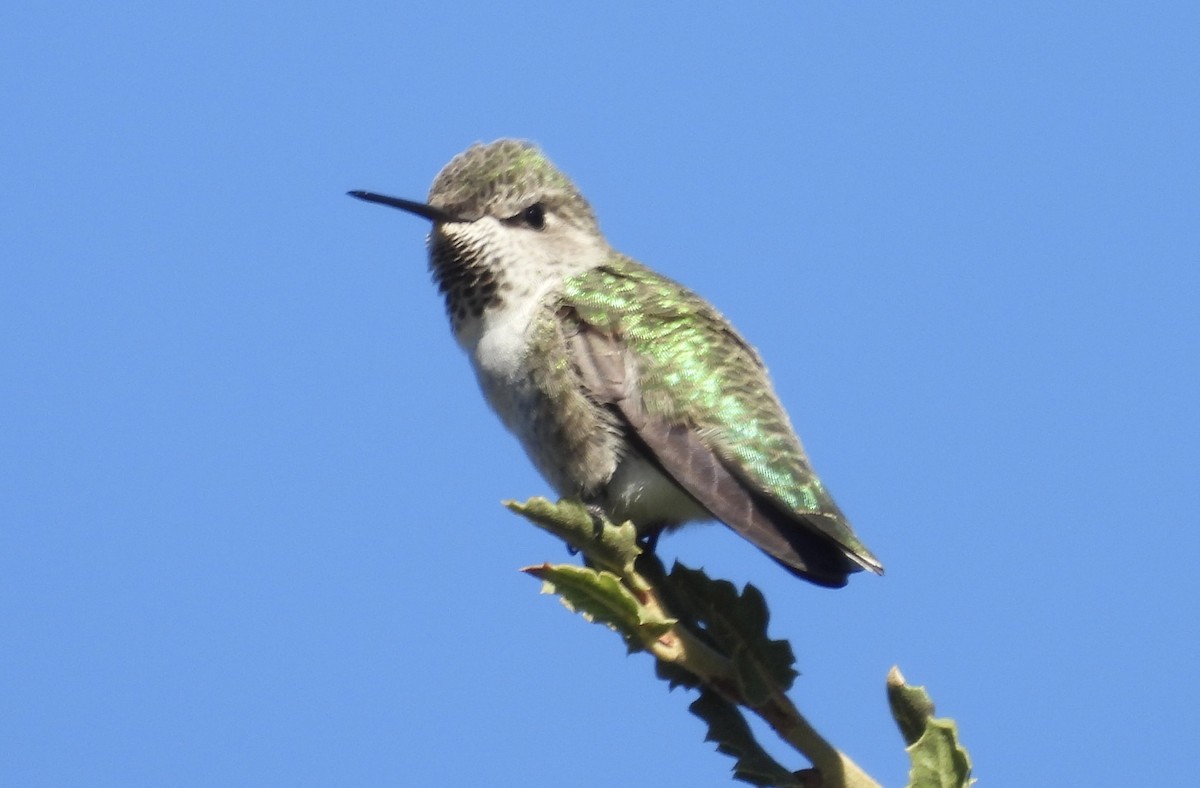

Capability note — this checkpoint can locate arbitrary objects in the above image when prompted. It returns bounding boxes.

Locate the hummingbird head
[350,139,609,336]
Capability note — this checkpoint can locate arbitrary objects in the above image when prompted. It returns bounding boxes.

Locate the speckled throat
[428,230,508,333]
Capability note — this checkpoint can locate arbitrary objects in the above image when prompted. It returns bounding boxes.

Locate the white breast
[464,279,557,382]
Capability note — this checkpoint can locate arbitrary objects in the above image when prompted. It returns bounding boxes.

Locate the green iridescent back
[561,256,873,557]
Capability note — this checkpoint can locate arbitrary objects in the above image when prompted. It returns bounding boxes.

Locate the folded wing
[559,260,883,587]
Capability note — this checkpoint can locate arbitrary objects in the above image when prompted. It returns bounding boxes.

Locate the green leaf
[887,666,937,746]
[664,563,798,703]
[505,497,641,573]
[887,667,973,788]
[689,690,804,787]
[907,719,973,788]
[524,563,673,648]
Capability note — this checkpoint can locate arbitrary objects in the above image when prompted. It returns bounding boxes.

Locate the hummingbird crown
[428,139,597,229]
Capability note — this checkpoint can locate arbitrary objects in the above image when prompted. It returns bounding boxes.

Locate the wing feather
[564,305,876,587]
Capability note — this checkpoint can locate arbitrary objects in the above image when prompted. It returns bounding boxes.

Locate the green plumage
[560,257,880,567]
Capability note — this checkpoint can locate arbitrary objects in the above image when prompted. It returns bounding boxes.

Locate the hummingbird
[350,139,882,587]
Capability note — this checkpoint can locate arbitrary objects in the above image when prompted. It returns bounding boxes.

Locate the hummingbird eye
[522,203,546,230]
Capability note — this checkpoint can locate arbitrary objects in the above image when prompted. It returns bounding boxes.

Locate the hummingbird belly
[473,326,707,530]
[602,451,713,530]
[473,345,623,500]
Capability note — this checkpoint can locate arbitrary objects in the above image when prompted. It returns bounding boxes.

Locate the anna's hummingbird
[350,139,882,587]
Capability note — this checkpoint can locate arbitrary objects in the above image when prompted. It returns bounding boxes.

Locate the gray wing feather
[564,313,861,586]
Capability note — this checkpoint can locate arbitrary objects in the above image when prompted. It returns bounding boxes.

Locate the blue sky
[3,3,1197,785]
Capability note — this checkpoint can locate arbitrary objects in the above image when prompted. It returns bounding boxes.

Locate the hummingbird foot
[583,502,610,539]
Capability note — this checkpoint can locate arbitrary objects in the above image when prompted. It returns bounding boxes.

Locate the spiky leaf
[690,690,803,787]
[505,497,641,573]
[887,667,973,787]
[524,563,673,649]
[887,666,937,746]
[906,719,973,788]
[665,563,798,702]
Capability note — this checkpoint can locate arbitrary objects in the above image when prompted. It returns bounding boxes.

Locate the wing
[560,258,882,586]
